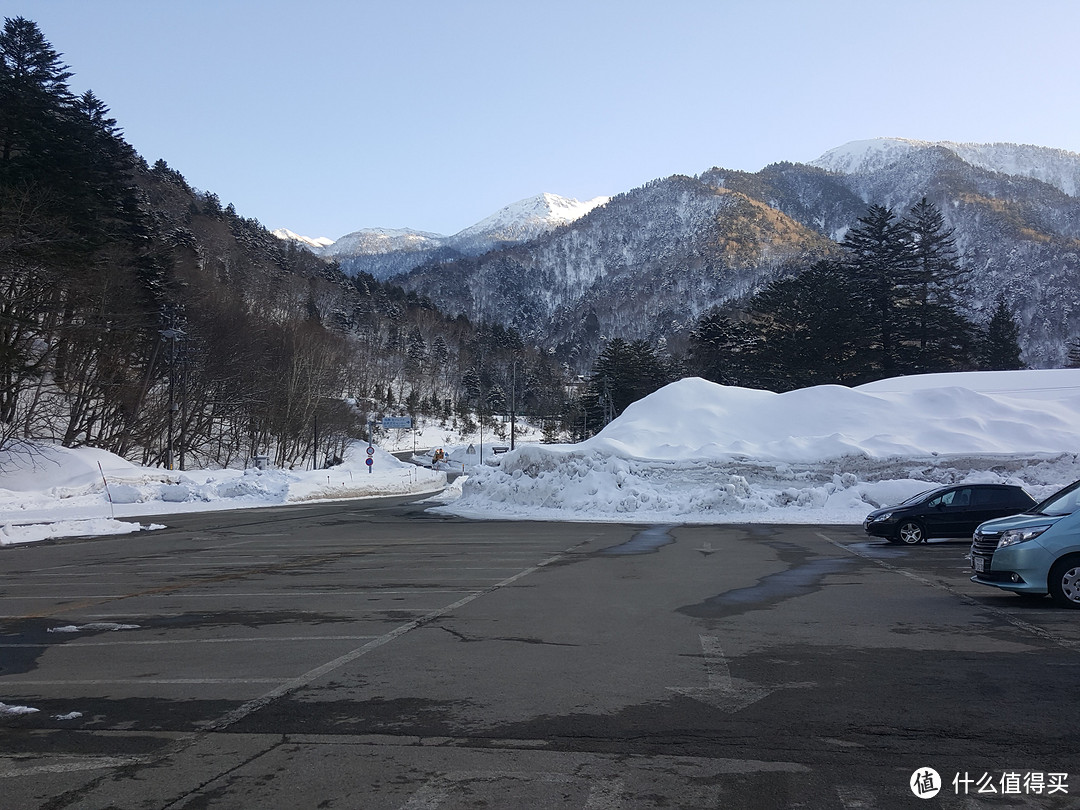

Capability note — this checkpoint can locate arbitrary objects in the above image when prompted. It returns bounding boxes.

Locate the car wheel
[1048,557,1080,609]
[897,521,925,545]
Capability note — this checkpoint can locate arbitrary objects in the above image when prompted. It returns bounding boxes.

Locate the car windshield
[899,487,944,506]
[1029,480,1080,517]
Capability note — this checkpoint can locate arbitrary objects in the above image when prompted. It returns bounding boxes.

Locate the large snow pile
[0,441,444,545]
[436,370,1080,524]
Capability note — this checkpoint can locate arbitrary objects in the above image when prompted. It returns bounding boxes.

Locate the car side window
[937,490,957,507]
[931,489,969,508]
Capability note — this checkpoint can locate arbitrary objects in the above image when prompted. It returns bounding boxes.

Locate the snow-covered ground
[3,369,1080,544]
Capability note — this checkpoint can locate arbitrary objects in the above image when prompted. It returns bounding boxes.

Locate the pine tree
[582,338,668,432]
[688,307,753,386]
[745,261,868,389]
[0,16,73,171]
[980,296,1024,370]
[903,198,972,371]
[840,205,914,377]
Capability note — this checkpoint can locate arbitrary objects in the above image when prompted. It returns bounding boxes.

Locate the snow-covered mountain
[274,193,609,280]
[812,137,1080,197]
[451,192,610,252]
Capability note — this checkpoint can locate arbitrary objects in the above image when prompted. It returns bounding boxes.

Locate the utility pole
[179,357,188,471]
[159,307,185,471]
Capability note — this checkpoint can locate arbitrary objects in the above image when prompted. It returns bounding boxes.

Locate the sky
[7,0,1080,240]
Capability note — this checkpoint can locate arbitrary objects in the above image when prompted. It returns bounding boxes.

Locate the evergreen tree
[744,261,867,389]
[840,205,913,377]
[461,366,482,406]
[980,295,1024,370]
[485,383,506,414]
[406,326,427,367]
[687,307,753,386]
[0,16,73,172]
[582,338,668,432]
[0,17,153,445]
[903,198,972,371]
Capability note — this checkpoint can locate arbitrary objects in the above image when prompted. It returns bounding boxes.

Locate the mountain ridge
[274,192,609,280]
[388,138,1080,371]
[811,137,1080,196]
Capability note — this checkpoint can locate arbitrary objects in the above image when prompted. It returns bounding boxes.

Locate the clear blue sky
[8,0,1080,239]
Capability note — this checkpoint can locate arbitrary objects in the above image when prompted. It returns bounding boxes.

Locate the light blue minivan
[970,478,1080,608]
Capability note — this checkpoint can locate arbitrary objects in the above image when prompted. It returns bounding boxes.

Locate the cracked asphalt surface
[2,495,1080,809]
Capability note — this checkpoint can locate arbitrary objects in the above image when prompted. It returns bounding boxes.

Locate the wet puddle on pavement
[596,525,676,556]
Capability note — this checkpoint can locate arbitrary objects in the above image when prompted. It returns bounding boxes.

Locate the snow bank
[0,440,445,544]
[438,371,1080,524]
[0,703,39,717]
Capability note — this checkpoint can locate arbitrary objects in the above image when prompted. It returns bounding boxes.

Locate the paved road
[2,498,1080,809]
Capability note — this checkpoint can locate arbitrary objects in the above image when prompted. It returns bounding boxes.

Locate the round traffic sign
[366,446,375,456]
[365,457,373,466]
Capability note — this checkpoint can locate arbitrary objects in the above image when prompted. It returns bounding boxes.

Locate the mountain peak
[452,192,611,244]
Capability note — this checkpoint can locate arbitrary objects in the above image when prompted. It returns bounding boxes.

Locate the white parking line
[0,679,287,685]
[0,757,143,778]
[0,590,482,601]
[0,636,380,647]
[202,539,592,731]
[818,532,1080,652]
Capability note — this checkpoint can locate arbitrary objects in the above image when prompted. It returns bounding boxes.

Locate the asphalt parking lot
[2,497,1079,809]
